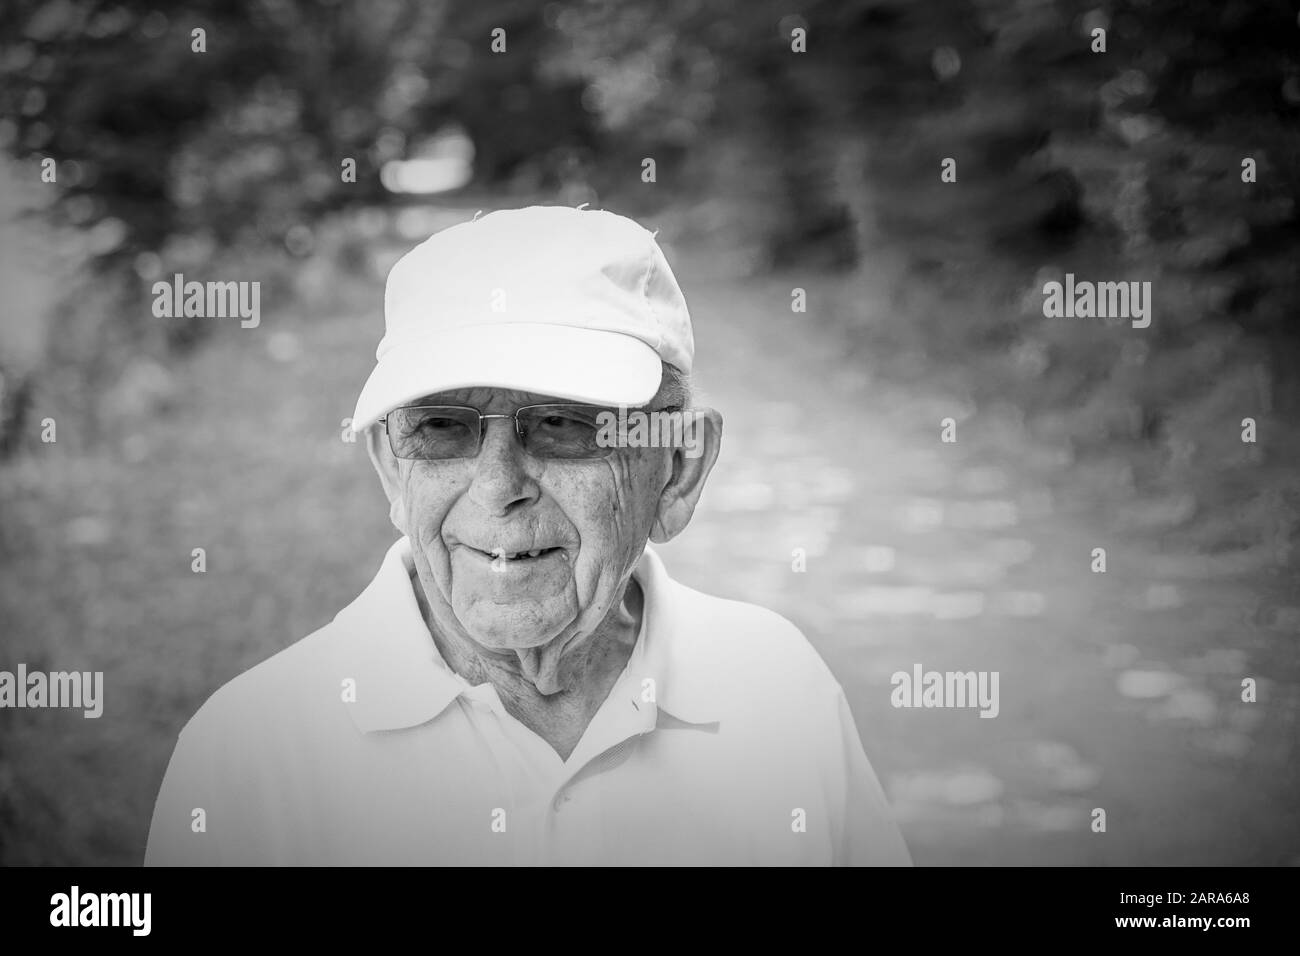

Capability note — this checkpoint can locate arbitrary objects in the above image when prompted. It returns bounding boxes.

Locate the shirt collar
[332,537,720,735]
[626,544,721,726]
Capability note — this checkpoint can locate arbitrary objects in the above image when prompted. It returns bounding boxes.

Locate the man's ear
[364,422,408,534]
[650,407,722,544]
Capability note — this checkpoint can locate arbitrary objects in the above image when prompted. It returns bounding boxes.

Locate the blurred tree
[0,0,454,449]
[415,0,599,192]
[0,0,448,271]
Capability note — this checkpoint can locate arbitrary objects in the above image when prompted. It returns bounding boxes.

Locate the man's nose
[466,418,540,516]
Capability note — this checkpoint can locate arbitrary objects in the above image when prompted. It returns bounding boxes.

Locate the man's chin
[454,608,569,653]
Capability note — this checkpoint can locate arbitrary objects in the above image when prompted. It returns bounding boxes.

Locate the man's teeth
[489,548,549,560]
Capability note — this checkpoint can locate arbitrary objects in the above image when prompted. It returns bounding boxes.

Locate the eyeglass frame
[377,401,685,461]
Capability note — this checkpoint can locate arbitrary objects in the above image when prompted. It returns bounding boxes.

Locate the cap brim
[351,323,664,432]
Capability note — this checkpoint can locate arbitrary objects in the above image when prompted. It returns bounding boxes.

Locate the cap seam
[640,234,665,354]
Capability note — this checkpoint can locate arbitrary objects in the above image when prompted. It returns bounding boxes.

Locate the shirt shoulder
[650,572,912,865]
[188,618,351,735]
[654,573,845,716]
[144,619,358,865]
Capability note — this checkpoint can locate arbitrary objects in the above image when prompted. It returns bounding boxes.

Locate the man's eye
[538,413,598,433]
[417,417,462,431]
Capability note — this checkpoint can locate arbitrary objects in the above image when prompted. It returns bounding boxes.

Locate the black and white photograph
[0,0,1296,930]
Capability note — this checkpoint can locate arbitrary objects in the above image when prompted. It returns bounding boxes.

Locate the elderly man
[145,206,911,866]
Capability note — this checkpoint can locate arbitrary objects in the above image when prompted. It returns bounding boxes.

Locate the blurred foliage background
[1,0,1298,865]
[2,0,1297,468]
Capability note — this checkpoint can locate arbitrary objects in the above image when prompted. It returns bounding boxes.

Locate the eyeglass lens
[386,405,612,460]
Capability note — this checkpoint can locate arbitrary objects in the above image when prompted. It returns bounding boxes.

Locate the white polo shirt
[145,538,911,866]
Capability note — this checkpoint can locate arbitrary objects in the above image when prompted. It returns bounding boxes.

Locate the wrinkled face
[383,387,674,652]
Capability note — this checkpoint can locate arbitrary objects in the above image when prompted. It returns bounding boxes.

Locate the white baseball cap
[351,205,694,432]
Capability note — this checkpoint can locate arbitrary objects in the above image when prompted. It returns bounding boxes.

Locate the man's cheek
[403,473,453,533]
[583,481,651,585]
[610,456,663,533]
[600,456,645,517]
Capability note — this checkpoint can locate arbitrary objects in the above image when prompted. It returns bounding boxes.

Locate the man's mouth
[470,545,564,563]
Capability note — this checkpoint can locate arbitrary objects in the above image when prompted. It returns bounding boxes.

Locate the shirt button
[552,791,572,812]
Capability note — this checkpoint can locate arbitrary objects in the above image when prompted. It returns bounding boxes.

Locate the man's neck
[414,577,644,762]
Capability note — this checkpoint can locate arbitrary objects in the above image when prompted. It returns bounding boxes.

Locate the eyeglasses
[380,403,669,461]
